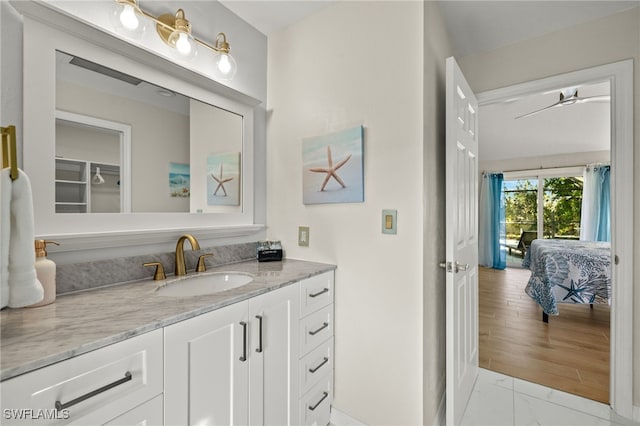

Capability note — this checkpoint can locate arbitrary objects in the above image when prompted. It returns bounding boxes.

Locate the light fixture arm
[135,6,231,54]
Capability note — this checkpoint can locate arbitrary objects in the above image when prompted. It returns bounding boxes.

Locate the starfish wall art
[302,125,364,205]
[207,152,240,206]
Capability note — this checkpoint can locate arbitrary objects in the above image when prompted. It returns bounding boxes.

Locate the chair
[506,231,537,258]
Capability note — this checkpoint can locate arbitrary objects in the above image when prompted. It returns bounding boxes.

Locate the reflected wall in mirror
[55,50,243,214]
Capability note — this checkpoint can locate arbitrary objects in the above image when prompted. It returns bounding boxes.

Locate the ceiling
[436,1,638,58]
[217,0,634,161]
[480,82,610,162]
[219,0,333,36]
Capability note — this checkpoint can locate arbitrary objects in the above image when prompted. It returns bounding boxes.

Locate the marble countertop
[0,259,336,381]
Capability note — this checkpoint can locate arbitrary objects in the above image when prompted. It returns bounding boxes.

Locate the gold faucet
[175,234,201,276]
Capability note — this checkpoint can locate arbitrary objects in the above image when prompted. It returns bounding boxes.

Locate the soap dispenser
[29,240,59,307]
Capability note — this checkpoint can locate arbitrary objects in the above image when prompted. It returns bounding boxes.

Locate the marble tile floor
[461,368,621,426]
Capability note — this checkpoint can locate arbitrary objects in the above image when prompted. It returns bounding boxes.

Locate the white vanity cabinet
[298,271,334,426]
[0,329,163,425]
[164,283,300,426]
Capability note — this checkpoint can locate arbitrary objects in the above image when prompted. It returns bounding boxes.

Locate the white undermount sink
[155,272,254,297]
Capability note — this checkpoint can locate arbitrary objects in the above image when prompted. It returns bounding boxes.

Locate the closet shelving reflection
[55,157,120,213]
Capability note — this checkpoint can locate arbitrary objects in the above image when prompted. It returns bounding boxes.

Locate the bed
[523,239,611,322]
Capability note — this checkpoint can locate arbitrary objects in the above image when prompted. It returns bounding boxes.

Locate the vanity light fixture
[111,0,238,80]
[110,0,146,39]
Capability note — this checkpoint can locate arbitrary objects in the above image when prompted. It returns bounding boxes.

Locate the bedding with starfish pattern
[522,239,611,315]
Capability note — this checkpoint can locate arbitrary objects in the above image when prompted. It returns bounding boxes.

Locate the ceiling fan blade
[514,101,562,119]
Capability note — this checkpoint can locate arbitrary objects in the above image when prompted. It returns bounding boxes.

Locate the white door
[248,284,300,426]
[445,56,479,426]
[164,301,249,426]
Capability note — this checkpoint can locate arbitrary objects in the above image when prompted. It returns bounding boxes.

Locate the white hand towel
[1,168,10,308]
[1,168,44,308]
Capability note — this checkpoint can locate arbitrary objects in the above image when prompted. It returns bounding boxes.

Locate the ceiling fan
[514,87,610,119]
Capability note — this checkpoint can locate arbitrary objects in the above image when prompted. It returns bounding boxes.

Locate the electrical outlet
[298,226,310,247]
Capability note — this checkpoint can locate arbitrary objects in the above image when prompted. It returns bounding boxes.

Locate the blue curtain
[479,172,506,269]
[580,165,610,242]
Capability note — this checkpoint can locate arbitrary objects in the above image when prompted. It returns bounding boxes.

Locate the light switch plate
[298,226,310,246]
[382,210,397,234]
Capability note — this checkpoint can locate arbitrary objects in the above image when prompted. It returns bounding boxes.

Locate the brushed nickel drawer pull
[255,315,263,353]
[55,371,132,411]
[239,321,248,362]
[308,322,329,336]
[308,391,329,411]
[309,288,329,298]
[309,357,329,373]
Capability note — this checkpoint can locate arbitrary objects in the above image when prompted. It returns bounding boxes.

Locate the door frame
[475,60,633,419]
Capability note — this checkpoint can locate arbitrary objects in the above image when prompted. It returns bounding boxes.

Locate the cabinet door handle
[309,288,329,298]
[54,371,132,411]
[308,357,329,374]
[309,322,329,336]
[255,315,263,353]
[308,391,329,411]
[239,321,248,362]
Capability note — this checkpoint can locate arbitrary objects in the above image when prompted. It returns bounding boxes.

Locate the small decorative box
[256,240,283,262]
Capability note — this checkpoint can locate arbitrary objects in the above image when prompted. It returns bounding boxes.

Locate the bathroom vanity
[0,259,335,425]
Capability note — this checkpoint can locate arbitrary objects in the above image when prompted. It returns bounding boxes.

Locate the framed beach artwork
[207,152,240,206]
[303,125,364,204]
[168,162,190,198]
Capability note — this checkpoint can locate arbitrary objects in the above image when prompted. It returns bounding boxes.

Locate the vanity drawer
[300,271,334,317]
[103,393,163,425]
[299,338,333,396]
[299,304,333,356]
[299,375,332,426]
[0,329,163,425]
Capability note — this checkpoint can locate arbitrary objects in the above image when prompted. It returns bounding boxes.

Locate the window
[503,167,584,265]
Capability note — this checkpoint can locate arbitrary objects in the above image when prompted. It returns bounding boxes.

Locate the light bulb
[110,1,146,39]
[213,52,237,80]
[217,55,231,74]
[119,4,139,30]
[175,33,192,55]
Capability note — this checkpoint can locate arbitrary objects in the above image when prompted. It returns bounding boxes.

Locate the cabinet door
[164,302,249,426]
[248,284,300,426]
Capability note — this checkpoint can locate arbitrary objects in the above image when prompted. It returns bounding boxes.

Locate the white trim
[42,224,265,252]
[330,406,368,426]
[477,60,634,420]
[433,392,446,426]
[502,166,584,180]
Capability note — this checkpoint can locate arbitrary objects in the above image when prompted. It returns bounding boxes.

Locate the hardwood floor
[479,266,610,403]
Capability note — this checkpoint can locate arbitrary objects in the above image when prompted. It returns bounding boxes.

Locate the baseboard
[610,405,640,426]
[432,393,446,426]
[330,406,368,426]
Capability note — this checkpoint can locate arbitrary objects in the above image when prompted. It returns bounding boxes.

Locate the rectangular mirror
[55,50,243,214]
[18,2,262,252]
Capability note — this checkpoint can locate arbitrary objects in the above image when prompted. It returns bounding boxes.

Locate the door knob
[454,262,469,272]
[439,261,469,273]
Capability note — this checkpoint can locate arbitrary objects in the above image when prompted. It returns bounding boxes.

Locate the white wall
[1,2,23,162]
[459,6,640,410]
[267,2,450,424]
